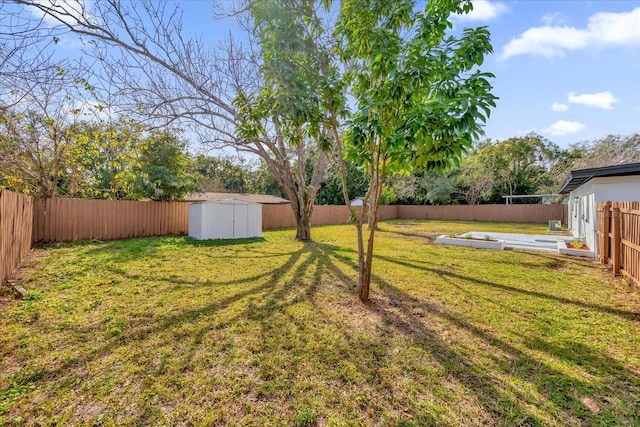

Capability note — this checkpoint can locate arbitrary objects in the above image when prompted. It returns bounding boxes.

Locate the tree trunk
[295,203,313,241]
[287,189,315,242]
[359,224,376,302]
[357,156,385,302]
[355,219,366,299]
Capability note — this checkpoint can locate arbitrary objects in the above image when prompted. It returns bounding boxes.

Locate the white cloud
[544,120,585,136]
[502,27,589,58]
[454,0,507,22]
[502,7,640,59]
[28,0,94,27]
[568,91,618,110]
[541,12,568,26]
[551,103,570,112]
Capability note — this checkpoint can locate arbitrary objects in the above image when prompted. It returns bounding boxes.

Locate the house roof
[184,192,289,204]
[558,162,640,194]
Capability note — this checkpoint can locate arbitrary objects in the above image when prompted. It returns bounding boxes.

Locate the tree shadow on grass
[374,253,640,322]
[376,227,439,242]
[11,242,308,371]
[6,240,639,425]
[520,336,640,423]
[6,242,360,424]
[199,243,535,424]
[332,247,640,424]
[318,246,640,425]
[303,248,541,424]
[371,279,640,425]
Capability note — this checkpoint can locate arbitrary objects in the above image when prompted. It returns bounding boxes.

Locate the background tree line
[0,101,281,201]
[318,132,640,205]
[2,97,637,205]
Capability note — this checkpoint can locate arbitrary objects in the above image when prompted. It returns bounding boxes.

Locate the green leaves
[233,92,266,142]
[235,0,345,153]
[337,0,497,183]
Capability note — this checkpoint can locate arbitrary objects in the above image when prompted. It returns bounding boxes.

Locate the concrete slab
[464,232,574,252]
[435,235,505,250]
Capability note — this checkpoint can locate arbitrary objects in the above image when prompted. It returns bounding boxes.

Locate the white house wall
[590,175,640,201]
[568,175,640,253]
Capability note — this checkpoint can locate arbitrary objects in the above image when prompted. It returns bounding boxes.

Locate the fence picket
[598,201,640,286]
[0,190,34,286]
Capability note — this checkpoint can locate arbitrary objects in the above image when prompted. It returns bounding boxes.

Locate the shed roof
[558,162,640,194]
[190,198,261,206]
[184,192,289,204]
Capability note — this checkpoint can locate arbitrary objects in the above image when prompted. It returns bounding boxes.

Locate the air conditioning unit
[548,220,562,232]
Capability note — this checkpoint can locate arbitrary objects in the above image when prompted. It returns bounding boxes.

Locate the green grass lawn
[1,221,639,426]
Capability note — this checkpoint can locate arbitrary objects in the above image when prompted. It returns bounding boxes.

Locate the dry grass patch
[1,221,639,426]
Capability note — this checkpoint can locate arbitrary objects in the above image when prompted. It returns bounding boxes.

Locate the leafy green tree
[316,161,369,205]
[336,0,497,301]
[249,161,289,200]
[471,134,559,203]
[135,131,199,201]
[234,0,344,240]
[70,118,143,199]
[192,156,253,194]
[418,172,457,205]
[379,173,414,205]
[455,142,496,205]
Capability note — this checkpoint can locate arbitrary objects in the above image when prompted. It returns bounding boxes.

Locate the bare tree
[0,2,107,197]
[12,0,337,240]
[569,134,640,170]
[0,1,88,110]
[543,133,640,193]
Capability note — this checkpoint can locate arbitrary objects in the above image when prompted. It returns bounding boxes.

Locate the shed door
[216,204,235,239]
[233,205,248,238]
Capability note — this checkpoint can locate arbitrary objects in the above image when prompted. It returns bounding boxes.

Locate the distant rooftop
[558,162,640,194]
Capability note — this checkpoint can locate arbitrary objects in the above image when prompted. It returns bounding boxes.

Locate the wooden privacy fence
[261,205,398,230]
[0,190,34,286]
[261,204,566,229]
[1,196,570,285]
[598,201,640,286]
[395,204,567,223]
[31,200,567,240]
[32,198,189,243]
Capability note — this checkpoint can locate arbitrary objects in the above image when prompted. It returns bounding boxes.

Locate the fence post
[611,205,621,277]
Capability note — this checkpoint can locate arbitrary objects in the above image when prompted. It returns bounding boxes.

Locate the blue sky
[21,0,640,149]
[183,0,640,148]
[451,0,640,147]
[177,0,640,148]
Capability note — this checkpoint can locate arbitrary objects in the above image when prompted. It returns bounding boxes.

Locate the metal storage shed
[188,199,262,240]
